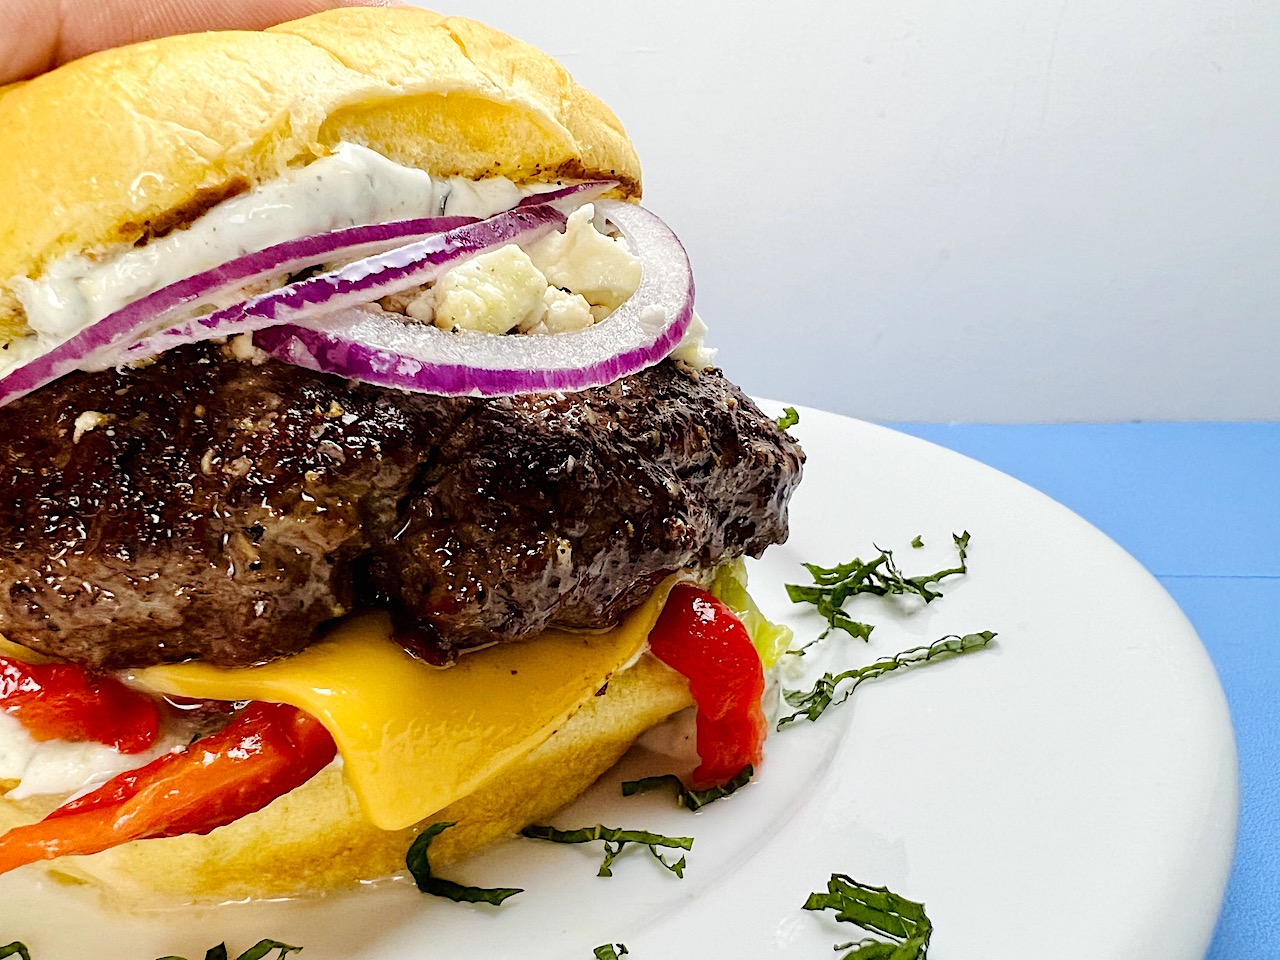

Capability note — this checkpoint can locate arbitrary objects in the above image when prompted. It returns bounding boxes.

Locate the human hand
[0,0,390,86]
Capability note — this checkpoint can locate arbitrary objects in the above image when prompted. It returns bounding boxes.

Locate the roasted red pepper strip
[0,656,160,753]
[648,584,767,789]
[0,701,335,875]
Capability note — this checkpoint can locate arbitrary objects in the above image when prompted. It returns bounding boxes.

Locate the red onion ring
[253,200,694,397]
[516,182,615,209]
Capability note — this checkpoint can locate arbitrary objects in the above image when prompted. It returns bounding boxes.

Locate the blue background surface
[887,423,1278,958]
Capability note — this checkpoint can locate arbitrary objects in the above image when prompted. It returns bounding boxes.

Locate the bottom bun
[0,654,692,905]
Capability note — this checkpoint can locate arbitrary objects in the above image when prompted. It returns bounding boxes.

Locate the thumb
[0,0,393,86]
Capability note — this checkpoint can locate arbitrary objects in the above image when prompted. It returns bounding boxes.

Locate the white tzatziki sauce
[5,144,530,363]
[0,711,184,801]
[1,141,713,377]
[0,708,343,803]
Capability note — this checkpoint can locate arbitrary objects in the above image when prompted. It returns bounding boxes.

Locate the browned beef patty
[0,344,803,669]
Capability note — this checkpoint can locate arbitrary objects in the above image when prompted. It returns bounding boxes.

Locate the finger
[0,0,391,86]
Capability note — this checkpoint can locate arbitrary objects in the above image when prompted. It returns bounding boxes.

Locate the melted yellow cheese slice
[0,634,54,664]
[135,586,672,831]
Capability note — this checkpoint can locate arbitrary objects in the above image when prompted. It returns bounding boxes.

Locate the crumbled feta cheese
[670,311,718,368]
[226,332,269,364]
[404,287,437,325]
[72,410,111,443]
[416,205,641,335]
[520,287,596,335]
[431,244,549,335]
[526,204,643,312]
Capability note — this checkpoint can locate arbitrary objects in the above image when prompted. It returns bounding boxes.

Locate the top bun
[0,7,642,344]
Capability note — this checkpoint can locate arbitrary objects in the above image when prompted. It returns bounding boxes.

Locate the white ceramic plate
[0,407,1237,959]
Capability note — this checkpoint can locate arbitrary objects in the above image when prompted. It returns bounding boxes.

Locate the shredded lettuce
[708,559,793,668]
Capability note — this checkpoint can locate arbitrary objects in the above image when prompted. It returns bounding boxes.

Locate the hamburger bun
[0,653,691,904]
[0,6,641,345]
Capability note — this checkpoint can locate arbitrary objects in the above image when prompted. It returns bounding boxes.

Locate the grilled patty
[0,344,803,669]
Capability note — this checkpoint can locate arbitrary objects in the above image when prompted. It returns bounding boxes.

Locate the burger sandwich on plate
[0,7,803,903]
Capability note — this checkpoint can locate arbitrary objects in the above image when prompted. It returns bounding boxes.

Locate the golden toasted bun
[0,655,691,905]
[0,6,641,344]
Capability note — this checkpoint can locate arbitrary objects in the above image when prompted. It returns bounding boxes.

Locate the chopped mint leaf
[910,535,924,549]
[776,407,800,432]
[521,824,693,878]
[780,632,995,727]
[155,941,301,960]
[406,822,522,905]
[593,945,629,959]
[621,765,753,810]
[232,943,303,960]
[787,533,971,640]
[804,874,932,959]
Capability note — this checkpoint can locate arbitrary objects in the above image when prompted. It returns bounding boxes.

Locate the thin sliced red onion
[253,201,694,397]
[123,205,566,361]
[0,215,475,408]
[126,183,615,360]
[0,180,616,409]
[517,180,618,210]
